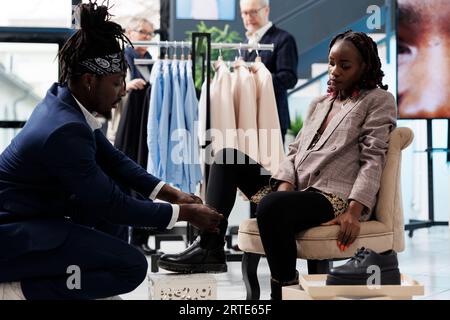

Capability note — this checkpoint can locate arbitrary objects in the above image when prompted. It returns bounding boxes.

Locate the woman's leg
[157,148,270,273]
[0,222,147,300]
[201,148,271,248]
[257,191,334,284]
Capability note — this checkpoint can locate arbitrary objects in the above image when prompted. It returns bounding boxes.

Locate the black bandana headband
[77,52,126,76]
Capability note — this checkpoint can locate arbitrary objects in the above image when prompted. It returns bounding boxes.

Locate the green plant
[186,22,242,89]
[288,113,303,137]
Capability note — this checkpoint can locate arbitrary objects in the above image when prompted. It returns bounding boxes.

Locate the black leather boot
[270,271,299,300]
[158,236,227,274]
[326,247,401,285]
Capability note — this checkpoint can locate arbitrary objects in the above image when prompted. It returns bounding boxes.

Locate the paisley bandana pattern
[78,52,125,75]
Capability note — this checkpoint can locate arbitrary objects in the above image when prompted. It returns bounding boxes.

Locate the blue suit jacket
[0,83,172,260]
[244,25,299,134]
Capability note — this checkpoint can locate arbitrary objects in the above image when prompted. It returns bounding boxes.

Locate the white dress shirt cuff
[166,204,180,229]
[149,181,165,200]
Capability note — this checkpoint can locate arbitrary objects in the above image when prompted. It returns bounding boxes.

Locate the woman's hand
[321,200,364,251]
[126,79,147,91]
[277,182,295,192]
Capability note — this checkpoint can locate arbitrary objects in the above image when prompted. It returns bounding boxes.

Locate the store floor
[121,226,450,300]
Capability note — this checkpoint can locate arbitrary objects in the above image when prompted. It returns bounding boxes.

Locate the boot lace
[350,247,370,263]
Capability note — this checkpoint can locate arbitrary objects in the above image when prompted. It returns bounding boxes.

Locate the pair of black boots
[326,247,401,286]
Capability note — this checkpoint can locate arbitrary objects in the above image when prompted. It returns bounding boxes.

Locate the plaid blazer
[272,88,397,216]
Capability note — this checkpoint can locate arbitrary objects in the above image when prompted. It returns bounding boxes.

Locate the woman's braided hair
[58,0,131,83]
[329,30,388,91]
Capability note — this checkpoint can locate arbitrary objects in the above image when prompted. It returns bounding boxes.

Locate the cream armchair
[237,127,414,300]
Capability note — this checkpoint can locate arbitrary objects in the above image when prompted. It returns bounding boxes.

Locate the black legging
[203,148,334,282]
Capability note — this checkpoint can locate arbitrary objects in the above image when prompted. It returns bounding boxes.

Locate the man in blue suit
[241,0,299,142]
[0,1,222,300]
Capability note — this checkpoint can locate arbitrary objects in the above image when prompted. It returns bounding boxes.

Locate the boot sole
[158,260,228,274]
[326,268,401,286]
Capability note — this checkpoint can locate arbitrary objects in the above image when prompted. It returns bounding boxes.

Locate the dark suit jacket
[244,24,298,134]
[0,83,172,260]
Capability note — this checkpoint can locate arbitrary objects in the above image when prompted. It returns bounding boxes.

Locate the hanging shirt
[167,60,188,190]
[179,59,187,102]
[251,61,285,174]
[209,60,238,153]
[157,60,172,181]
[231,59,259,162]
[147,60,163,177]
[184,59,203,192]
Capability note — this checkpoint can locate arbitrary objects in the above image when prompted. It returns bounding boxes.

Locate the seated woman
[158,30,397,299]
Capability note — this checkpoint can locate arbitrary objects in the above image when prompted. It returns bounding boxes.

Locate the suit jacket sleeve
[43,123,172,230]
[272,34,298,91]
[95,127,160,198]
[348,92,397,211]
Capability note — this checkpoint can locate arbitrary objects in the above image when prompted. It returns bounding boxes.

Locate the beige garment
[251,61,285,174]
[209,60,238,152]
[272,88,397,215]
[231,59,259,162]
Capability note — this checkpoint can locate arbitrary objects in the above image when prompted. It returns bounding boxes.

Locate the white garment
[251,61,285,174]
[72,95,102,131]
[0,282,26,300]
[231,59,259,162]
[210,60,238,152]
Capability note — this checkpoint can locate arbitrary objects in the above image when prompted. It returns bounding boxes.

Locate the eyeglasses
[240,6,266,17]
[134,29,155,37]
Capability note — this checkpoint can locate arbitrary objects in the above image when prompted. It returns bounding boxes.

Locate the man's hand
[173,192,203,205]
[178,204,224,233]
[321,200,364,251]
[277,182,295,192]
[157,184,203,204]
[126,79,147,91]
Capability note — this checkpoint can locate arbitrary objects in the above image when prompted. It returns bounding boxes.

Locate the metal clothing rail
[131,40,274,52]
[133,58,157,65]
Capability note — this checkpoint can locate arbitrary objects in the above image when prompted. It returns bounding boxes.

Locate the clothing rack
[133,58,157,65]
[131,40,274,52]
[133,34,275,248]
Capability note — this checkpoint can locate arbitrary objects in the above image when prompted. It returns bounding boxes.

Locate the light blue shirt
[158,60,172,181]
[167,60,188,189]
[147,60,163,178]
[184,60,203,192]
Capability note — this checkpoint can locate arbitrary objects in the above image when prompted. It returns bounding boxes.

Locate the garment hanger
[181,41,185,61]
[255,43,262,63]
[164,40,169,60]
[172,41,178,60]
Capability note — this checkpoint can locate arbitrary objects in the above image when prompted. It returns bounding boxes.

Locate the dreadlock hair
[329,30,388,91]
[58,0,131,83]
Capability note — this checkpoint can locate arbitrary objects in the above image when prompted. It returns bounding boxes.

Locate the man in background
[241,0,298,142]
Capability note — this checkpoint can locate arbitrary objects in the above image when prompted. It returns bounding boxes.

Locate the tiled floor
[121,226,450,300]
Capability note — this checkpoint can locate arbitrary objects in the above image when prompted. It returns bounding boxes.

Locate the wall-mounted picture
[397,0,450,119]
[176,0,236,21]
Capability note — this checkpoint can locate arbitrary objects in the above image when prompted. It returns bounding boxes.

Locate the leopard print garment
[250,185,348,217]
